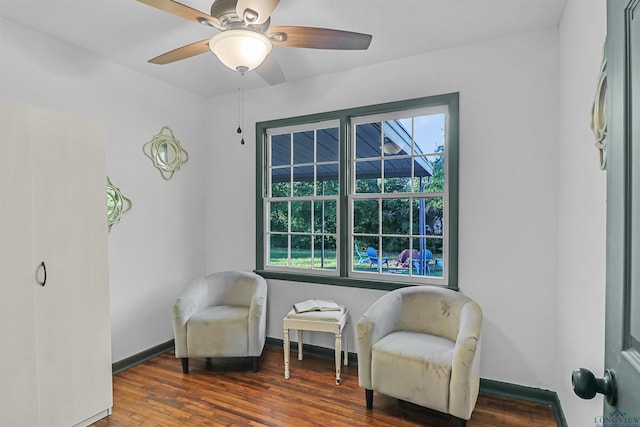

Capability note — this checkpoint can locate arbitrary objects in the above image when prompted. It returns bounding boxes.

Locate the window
[351,108,448,283]
[266,121,340,272]
[256,93,458,290]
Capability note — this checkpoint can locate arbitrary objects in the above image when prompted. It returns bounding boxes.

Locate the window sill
[254,269,457,291]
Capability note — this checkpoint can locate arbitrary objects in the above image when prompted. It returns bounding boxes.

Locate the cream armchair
[356,286,482,427]
[172,271,267,374]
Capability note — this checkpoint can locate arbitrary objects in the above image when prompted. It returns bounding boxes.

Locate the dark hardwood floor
[92,346,557,427]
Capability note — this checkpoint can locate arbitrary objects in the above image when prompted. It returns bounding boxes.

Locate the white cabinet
[0,102,112,427]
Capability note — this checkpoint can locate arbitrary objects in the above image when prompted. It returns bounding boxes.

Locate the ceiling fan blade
[255,52,285,86]
[236,0,279,25]
[136,0,221,28]
[267,26,372,50]
[148,39,210,65]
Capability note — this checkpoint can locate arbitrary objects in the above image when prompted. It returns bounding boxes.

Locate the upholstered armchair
[172,271,267,374]
[356,286,483,427]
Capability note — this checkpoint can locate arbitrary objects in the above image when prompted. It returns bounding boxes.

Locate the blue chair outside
[412,250,433,275]
[367,247,389,270]
[355,243,370,265]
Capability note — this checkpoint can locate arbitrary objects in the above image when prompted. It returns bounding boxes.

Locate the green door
[573,0,640,420]
[605,0,640,417]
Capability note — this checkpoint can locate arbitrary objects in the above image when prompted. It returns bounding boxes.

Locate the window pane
[353,239,377,270]
[384,119,411,156]
[361,244,386,272]
[293,166,314,197]
[269,201,288,232]
[397,118,412,133]
[384,177,412,193]
[414,113,445,155]
[317,127,339,162]
[384,158,412,193]
[382,198,410,235]
[314,200,336,234]
[291,235,312,268]
[268,234,288,266]
[313,235,336,270]
[293,130,314,164]
[412,198,443,236]
[411,237,443,277]
[355,160,381,193]
[382,236,408,268]
[391,240,414,270]
[291,201,311,233]
[353,199,379,234]
[316,163,339,196]
[271,133,291,166]
[355,122,381,159]
[414,155,445,192]
[271,169,290,197]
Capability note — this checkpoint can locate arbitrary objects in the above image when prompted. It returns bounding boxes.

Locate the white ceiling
[0,0,567,98]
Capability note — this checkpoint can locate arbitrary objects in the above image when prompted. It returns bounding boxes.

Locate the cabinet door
[0,102,41,426]
[31,107,112,426]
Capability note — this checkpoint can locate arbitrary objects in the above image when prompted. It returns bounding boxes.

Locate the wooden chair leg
[365,389,373,409]
[252,356,259,372]
[181,358,189,374]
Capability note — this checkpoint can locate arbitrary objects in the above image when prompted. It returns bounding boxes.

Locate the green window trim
[255,93,459,291]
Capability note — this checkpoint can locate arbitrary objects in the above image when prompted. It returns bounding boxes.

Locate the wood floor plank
[93,347,557,427]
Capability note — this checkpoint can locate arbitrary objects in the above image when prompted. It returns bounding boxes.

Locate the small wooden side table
[283,306,348,385]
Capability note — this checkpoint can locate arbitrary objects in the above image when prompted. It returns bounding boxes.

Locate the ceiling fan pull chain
[238,88,245,145]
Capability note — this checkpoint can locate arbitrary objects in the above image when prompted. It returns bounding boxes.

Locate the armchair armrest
[356,291,403,389]
[247,276,268,356]
[449,301,483,420]
[172,278,209,357]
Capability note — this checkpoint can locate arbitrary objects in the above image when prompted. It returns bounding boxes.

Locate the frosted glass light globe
[209,29,272,74]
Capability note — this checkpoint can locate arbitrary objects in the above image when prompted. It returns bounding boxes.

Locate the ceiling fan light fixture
[382,138,403,155]
[209,29,272,74]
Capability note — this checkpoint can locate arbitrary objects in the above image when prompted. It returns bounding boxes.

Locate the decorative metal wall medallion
[143,126,189,180]
[590,40,608,170]
[107,176,132,232]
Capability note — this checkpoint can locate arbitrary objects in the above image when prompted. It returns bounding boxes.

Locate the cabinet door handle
[38,261,47,286]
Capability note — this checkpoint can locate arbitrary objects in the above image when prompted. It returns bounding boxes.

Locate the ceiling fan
[136,0,373,85]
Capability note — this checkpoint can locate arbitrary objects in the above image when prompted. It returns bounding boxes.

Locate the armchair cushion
[186,306,250,357]
[372,331,454,414]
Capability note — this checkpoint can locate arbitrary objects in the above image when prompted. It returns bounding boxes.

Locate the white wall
[557,0,607,425]
[0,19,209,362]
[205,28,562,390]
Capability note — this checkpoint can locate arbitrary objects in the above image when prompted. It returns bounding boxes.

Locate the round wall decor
[143,126,189,180]
[107,176,132,232]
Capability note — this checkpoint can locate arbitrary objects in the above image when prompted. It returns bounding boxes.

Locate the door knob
[572,368,617,406]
